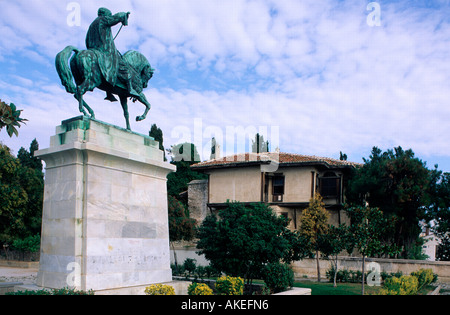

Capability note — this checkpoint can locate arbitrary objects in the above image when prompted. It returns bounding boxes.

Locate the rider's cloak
[85,12,129,87]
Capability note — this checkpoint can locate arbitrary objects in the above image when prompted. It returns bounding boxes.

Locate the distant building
[420,221,440,261]
[189,152,360,230]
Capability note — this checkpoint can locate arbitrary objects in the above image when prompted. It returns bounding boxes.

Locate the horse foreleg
[119,95,131,130]
[135,93,151,122]
[75,85,95,119]
[74,93,89,117]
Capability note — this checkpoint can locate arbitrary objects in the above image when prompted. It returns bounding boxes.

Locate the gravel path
[0,267,38,285]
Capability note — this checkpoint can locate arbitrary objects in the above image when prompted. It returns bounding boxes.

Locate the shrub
[12,234,40,253]
[379,275,419,295]
[410,268,437,290]
[188,282,214,295]
[7,287,94,295]
[325,267,365,284]
[144,284,175,295]
[262,262,294,293]
[183,258,197,276]
[194,266,207,279]
[338,269,350,283]
[381,271,403,281]
[215,276,244,295]
[204,265,221,278]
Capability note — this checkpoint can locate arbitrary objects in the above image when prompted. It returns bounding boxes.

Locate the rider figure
[85,7,140,100]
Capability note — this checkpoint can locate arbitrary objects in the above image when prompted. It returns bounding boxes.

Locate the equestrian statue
[56,8,154,130]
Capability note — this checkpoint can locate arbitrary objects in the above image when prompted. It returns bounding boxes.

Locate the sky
[0,0,449,172]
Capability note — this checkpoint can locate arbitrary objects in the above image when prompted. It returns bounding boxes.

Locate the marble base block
[35,116,176,291]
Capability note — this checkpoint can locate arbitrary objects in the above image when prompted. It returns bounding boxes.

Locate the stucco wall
[208,167,262,203]
[282,167,315,203]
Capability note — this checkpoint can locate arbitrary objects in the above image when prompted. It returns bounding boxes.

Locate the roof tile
[192,152,361,169]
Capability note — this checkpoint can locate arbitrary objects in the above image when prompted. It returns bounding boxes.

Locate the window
[272,175,285,202]
[319,172,340,198]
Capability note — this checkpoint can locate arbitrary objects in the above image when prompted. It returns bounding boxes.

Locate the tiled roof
[191,152,361,169]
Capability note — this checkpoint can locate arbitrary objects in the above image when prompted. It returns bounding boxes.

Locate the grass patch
[294,281,383,295]
[294,281,436,295]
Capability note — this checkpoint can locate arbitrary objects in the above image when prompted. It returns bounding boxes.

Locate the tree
[0,141,43,244]
[318,224,350,287]
[210,137,220,160]
[347,146,432,258]
[149,124,166,161]
[196,201,303,285]
[0,100,27,137]
[17,139,42,172]
[299,193,329,282]
[251,133,269,153]
[167,142,206,198]
[339,151,348,161]
[346,206,398,295]
[426,171,450,261]
[17,140,44,237]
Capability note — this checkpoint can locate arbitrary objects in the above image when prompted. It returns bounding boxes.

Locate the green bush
[410,268,437,290]
[7,287,94,295]
[380,271,403,281]
[188,282,214,295]
[183,258,197,276]
[12,234,40,253]
[262,262,294,293]
[144,284,175,295]
[325,266,365,284]
[215,276,244,295]
[380,275,419,295]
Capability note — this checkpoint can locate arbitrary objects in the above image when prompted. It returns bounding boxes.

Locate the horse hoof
[136,116,142,122]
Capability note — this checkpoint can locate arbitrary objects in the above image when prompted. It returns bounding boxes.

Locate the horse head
[123,51,154,90]
[141,65,154,88]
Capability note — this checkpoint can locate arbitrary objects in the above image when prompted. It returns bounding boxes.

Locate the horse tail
[55,46,79,94]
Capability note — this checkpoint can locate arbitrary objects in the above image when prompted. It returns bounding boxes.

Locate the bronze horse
[55,45,154,130]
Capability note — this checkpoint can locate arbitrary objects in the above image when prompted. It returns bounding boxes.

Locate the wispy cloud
[0,0,449,170]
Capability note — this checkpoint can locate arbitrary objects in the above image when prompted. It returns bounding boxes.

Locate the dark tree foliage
[426,171,450,261]
[167,142,207,198]
[0,100,27,137]
[196,201,308,284]
[0,140,43,244]
[347,146,433,258]
[149,124,166,161]
[251,133,269,153]
[168,195,196,243]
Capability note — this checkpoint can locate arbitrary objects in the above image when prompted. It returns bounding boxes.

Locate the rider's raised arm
[103,12,129,28]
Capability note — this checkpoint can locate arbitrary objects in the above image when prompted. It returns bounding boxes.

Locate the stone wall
[188,180,208,223]
[291,257,450,282]
[170,246,450,283]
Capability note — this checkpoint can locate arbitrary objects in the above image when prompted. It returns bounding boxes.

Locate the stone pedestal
[35,116,176,292]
